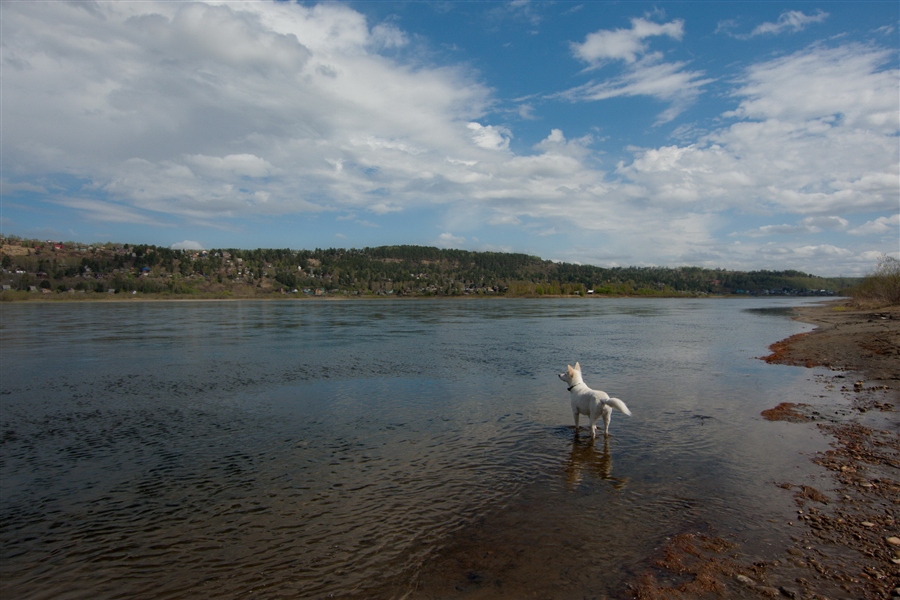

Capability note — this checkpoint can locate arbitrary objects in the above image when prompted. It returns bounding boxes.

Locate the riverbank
[633,300,899,599]
[760,301,899,600]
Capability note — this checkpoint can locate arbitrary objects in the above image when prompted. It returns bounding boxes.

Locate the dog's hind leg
[588,413,599,439]
[602,406,612,436]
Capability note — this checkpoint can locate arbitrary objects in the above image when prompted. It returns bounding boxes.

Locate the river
[0,298,845,598]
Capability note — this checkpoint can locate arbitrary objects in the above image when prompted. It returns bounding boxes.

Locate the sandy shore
[764,301,900,388]
[634,300,900,599]
[761,301,900,600]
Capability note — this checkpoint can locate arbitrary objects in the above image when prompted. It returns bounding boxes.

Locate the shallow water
[1,298,845,598]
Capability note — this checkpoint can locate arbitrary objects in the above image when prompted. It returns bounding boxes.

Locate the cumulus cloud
[170,240,204,250]
[2,0,496,219]
[467,123,512,151]
[570,17,684,65]
[620,44,899,217]
[2,2,896,276]
[436,232,466,248]
[849,214,900,236]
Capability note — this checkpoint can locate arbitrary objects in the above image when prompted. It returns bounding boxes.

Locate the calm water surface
[1,298,845,598]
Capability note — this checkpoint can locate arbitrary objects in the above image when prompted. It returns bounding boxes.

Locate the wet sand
[753,301,900,600]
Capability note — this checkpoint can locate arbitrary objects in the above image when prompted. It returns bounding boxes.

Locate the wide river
[1,298,846,598]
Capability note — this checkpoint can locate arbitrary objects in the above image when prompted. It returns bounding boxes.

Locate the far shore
[0,291,836,303]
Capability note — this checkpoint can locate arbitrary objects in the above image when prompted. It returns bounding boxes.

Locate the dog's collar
[567,384,578,391]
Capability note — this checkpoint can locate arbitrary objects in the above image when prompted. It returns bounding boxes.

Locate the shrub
[853,255,900,306]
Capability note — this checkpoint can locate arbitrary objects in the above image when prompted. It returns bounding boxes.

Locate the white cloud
[740,223,816,238]
[849,214,900,236]
[436,232,466,247]
[620,43,899,217]
[53,197,171,226]
[571,17,683,65]
[170,240,204,250]
[789,244,854,259]
[563,18,710,123]
[1,180,48,195]
[561,58,713,124]
[186,154,278,178]
[737,216,849,238]
[800,216,849,231]
[2,2,896,276]
[750,10,829,37]
[369,22,408,50]
[723,44,899,130]
[2,0,496,218]
[467,123,512,151]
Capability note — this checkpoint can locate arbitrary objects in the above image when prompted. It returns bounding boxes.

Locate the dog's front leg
[573,411,580,433]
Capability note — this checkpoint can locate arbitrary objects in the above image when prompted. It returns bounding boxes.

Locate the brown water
[0,299,846,598]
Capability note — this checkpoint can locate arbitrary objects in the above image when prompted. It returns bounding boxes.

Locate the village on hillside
[0,235,848,299]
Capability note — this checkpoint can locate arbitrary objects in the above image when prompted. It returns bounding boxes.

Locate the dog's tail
[606,397,632,417]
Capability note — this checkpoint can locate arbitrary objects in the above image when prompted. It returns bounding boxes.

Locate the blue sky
[2,1,897,276]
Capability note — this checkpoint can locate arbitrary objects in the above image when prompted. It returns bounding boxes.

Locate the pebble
[887,536,900,547]
[735,574,756,586]
[779,586,798,598]
[861,521,876,527]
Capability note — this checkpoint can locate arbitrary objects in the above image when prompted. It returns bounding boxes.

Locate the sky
[1,1,898,276]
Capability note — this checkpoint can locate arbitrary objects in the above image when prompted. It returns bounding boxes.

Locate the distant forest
[0,236,855,298]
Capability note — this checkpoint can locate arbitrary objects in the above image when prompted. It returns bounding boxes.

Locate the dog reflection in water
[563,436,628,490]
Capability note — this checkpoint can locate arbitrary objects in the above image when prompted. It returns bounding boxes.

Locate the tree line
[0,236,854,298]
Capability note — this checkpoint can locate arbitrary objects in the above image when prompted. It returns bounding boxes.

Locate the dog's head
[558,362,581,384]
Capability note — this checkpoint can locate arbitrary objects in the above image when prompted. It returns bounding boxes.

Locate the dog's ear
[567,365,575,377]
[574,362,581,371]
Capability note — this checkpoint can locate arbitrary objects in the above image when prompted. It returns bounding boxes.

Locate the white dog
[558,362,631,439]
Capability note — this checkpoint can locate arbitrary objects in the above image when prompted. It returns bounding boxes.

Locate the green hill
[0,236,855,299]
